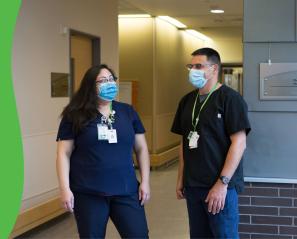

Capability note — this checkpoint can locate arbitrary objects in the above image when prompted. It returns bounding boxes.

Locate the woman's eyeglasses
[96,75,118,84]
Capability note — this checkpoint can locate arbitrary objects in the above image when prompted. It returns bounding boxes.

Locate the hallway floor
[17,162,189,239]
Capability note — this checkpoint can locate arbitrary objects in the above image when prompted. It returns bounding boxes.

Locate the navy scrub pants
[184,187,239,239]
[73,192,149,239]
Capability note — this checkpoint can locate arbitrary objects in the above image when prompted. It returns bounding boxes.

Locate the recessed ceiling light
[210,9,224,14]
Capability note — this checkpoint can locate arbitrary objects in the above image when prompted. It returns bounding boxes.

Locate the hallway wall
[12,0,119,211]
[204,26,243,63]
[154,18,207,153]
[119,17,154,150]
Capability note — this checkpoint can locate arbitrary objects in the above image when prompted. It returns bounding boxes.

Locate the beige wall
[202,27,243,63]
[12,0,119,211]
[209,39,242,63]
[119,18,154,150]
[154,19,206,152]
[119,18,154,116]
[119,17,154,117]
[155,18,184,114]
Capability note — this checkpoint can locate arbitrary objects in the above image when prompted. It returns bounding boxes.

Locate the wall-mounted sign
[260,63,297,100]
[51,72,70,97]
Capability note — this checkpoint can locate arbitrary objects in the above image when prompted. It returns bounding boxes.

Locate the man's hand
[205,180,227,214]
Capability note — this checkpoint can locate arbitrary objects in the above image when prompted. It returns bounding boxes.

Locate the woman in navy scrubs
[56,64,150,239]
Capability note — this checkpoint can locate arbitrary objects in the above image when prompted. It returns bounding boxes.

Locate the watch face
[221,176,229,184]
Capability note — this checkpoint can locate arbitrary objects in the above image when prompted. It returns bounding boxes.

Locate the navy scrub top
[56,101,145,196]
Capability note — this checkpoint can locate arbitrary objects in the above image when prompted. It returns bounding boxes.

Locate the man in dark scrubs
[171,48,251,239]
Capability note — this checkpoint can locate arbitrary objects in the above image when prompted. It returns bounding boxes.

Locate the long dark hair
[61,64,116,134]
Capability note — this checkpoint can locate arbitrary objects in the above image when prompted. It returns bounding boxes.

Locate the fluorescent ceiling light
[157,16,187,29]
[210,9,224,14]
[185,29,212,41]
[118,14,151,18]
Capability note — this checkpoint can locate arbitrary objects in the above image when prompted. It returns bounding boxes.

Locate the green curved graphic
[0,1,23,238]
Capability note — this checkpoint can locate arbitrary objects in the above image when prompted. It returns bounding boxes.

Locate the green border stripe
[0,0,23,238]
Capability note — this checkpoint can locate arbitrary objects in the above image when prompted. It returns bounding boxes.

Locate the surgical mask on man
[189,69,208,89]
[98,82,118,101]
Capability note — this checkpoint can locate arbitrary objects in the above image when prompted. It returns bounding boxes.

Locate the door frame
[69,29,101,97]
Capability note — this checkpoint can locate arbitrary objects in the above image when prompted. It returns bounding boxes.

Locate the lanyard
[110,101,113,112]
[100,102,115,126]
[191,83,218,132]
[109,102,115,124]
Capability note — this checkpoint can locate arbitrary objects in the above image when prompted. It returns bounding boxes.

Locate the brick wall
[239,182,297,239]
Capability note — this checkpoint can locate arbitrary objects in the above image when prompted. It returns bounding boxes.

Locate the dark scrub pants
[185,187,239,239]
[73,192,148,239]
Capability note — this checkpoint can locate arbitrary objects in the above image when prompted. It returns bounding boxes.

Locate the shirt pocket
[199,108,225,136]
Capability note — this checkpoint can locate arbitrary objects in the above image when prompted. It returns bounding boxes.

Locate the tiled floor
[17,162,189,238]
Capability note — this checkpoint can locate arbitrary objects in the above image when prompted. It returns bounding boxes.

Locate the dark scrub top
[171,85,251,193]
[56,101,145,196]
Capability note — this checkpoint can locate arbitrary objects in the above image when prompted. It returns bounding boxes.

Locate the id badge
[189,131,199,149]
[187,131,194,140]
[97,124,109,140]
[108,129,118,143]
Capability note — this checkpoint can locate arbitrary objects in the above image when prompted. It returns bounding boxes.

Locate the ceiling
[118,0,243,38]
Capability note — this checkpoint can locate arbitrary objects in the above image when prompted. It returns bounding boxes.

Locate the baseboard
[150,145,179,168]
[10,197,66,238]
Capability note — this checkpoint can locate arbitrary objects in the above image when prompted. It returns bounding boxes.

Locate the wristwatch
[220,176,230,185]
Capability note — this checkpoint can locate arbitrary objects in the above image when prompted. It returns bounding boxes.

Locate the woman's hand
[139,181,150,206]
[176,179,184,200]
[60,188,74,213]
[56,140,74,213]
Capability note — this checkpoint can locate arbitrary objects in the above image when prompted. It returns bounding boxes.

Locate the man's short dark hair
[191,48,221,67]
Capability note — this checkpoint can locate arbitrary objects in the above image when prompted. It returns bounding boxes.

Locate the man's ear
[213,64,219,72]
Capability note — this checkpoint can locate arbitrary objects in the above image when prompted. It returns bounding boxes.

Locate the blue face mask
[188,69,208,89]
[98,82,118,101]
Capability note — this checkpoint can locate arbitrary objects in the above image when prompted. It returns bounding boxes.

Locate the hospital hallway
[16,162,190,239]
[10,1,297,238]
